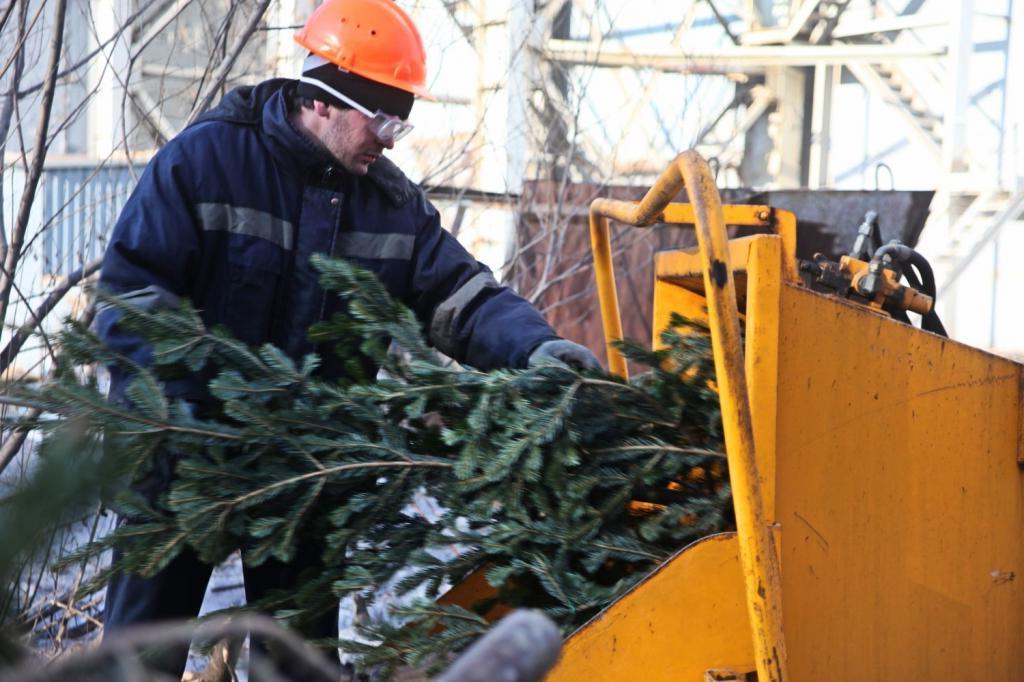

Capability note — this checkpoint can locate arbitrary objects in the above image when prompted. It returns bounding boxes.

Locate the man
[97,0,599,676]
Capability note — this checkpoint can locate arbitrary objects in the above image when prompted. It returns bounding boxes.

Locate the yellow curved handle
[588,149,789,682]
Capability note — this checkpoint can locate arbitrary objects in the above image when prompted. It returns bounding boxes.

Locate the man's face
[320,107,395,175]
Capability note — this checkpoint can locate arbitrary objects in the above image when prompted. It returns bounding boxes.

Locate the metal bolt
[756,209,770,221]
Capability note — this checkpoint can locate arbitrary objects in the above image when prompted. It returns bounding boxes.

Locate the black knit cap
[296,54,415,120]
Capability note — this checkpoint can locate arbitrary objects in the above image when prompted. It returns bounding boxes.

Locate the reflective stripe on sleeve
[428,270,500,354]
[197,203,295,250]
[333,231,415,260]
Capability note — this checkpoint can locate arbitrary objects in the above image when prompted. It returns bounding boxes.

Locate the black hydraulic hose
[922,309,948,337]
[873,242,938,298]
[887,306,912,326]
[902,263,927,297]
[901,264,948,337]
[902,261,934,301]
[913,259,937,300]
[925,313,949,337]
[873,242,948,337]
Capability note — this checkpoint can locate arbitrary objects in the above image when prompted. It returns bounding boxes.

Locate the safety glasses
[299,76,414,143]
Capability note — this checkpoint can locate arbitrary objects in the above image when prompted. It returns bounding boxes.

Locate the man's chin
[341,157,376,176]
[340,160,371,175]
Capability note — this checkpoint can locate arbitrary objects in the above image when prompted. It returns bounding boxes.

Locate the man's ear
[313,100,332,119]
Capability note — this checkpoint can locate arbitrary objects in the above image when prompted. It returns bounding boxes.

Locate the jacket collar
[199,79,417,206]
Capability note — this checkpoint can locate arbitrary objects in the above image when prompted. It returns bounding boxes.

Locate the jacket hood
[193,78,291,128]
[194,79,416,207]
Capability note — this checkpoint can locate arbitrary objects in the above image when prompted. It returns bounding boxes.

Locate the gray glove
[527,339,602,371]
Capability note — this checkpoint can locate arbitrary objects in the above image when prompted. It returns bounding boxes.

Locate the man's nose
[379,134,395,150]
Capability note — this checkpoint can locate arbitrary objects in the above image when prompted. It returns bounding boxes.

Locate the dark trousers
[103,538,338,680]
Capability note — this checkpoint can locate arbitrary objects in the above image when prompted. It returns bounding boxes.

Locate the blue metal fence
[41,165,136,276]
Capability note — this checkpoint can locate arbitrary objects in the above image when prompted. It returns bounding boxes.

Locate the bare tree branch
[0,0,70,328]
[0,0,28,259]
[0,406,39,477]
[185,0,272,126]
[132,0,195,60]
[0,0,45,85]
[13,0,165,99]
[0,257,102,376]
[0,284,94,486]
[0,0,18,34]
[442,0,475,46]
[703,0,739,45]
[0,614,343,682]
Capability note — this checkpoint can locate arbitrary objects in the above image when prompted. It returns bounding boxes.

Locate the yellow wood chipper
[534,150,1024,681]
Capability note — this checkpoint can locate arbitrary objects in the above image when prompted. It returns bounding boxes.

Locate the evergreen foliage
[0,417,120,667]
[17,256,732,674]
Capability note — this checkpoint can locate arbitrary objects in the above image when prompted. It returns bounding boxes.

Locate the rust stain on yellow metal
[588,151,789,682]
[547,534,754,681]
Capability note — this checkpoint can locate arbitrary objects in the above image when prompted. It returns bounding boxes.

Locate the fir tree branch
[584,541,666,562]
[37,387,242,441]
[220,460,453,510]
[588,445,724,457]
[114,425,239,440]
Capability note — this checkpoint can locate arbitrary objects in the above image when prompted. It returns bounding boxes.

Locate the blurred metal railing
[39,164,135,276]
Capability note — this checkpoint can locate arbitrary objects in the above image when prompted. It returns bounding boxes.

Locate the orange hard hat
[295,0,432,99]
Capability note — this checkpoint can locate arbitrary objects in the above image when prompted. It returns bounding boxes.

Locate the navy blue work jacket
[97,79,558,404]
